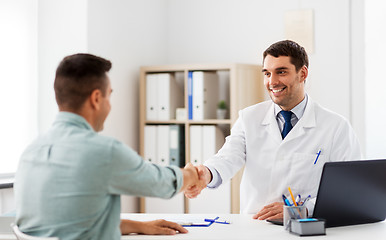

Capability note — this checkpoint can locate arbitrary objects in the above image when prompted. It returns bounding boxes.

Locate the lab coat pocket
[287,153,325,197]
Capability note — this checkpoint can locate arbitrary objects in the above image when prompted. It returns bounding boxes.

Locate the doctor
[185,40,361,220]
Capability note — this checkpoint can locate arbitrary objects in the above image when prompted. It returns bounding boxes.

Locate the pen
[282,194,292,206]
[214,220,230,224]
[314,149,321,164]
[288,187,298,206]
[204,216,219,222]
[295,194,301,205]
[301,195,311,206]
[283,194,297,221]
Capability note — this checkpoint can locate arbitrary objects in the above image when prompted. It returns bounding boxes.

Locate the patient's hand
[120,219,188,235]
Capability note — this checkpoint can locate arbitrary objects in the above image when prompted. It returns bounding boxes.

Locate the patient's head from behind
[54,53,113,131]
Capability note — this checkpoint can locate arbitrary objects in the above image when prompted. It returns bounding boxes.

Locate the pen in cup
[295,194,301,205]
[300,195,311,206]
[282,194,292,206]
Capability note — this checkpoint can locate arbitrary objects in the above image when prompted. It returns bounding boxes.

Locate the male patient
[15,53,203,239]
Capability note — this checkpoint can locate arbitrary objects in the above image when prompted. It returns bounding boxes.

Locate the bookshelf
[139,63,264,214]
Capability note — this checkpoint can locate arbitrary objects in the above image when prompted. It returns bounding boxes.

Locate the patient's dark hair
[54,53,112,111]
[263,40,309,72]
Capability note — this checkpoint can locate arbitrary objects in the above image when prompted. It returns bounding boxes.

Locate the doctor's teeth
[272,88,284,93]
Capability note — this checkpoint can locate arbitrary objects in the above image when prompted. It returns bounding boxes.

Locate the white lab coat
[205,96,361,214]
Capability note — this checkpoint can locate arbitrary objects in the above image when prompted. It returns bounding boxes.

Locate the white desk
[121,214,386,240]
[1,214,385,240]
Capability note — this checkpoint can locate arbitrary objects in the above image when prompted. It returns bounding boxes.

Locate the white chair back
[10,223,59,240]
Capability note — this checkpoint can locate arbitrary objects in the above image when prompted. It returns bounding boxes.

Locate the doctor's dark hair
[263,40,309,72]
[54,53,112,111]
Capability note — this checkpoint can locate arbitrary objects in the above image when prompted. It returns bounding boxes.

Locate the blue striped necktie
[280,111,293,139]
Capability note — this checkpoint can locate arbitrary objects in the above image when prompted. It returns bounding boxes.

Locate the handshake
[181,163,212,199]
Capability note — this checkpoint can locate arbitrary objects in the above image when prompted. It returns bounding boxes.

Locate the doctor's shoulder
[313,102,354,129]
[240,100,272,116]
[236,100,272,123]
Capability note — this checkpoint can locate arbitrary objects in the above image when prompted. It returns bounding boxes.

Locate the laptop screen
[312,159,386,227]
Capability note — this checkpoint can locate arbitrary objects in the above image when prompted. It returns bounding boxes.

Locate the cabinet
[139,64,264,213]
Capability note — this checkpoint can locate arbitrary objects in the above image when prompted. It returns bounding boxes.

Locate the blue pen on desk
[204,216,219,223]
[214,220,231,224]
[204,217,231,225]
[314,149,322,164]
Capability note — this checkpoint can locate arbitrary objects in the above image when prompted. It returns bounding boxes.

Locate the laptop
[313,159,386,227]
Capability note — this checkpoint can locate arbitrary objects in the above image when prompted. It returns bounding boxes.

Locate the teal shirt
[15,112,183,240]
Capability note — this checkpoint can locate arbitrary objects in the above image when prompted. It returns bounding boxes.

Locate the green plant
[217,100,227,110]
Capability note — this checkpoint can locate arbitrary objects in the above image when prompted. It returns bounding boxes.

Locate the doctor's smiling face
[262,55,308,111]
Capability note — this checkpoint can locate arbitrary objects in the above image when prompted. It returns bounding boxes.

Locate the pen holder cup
[283,205,307,231]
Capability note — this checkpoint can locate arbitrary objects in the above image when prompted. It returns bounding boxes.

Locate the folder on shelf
[157,73,184,120]
[169,125,185,168]
[189,125,230,214]
[188,71,193,120]
[189,125,202,165]
[144,125,157,164]
[202,125,225,162]
[146,73,184,120]
[157,125,170,166]
[146,74,158,121]
[192,71,219,120]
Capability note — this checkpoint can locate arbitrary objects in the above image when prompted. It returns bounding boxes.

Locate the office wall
[365,1,386,158]
[0,0,37,215]
[87,0,169,212]
[38,0,88,133]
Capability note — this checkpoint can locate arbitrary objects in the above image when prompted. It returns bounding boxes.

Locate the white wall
[0,0,38,174]
[365,1,386,158]
[0,0,37,214]
[38,0,88,133]
[87,0,169,212]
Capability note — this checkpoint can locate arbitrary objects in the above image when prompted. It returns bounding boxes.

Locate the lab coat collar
[261,95,316,143]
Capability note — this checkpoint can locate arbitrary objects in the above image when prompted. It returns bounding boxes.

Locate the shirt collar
[274,94,308,120]
[54,111,95,131]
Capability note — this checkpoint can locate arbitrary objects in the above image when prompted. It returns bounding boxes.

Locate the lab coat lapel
[261,102,282,144]
[283,96,316,142]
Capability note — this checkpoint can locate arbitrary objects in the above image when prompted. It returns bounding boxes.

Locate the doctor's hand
[184,164,211,199]
[180,163,205,193]
[253,202,284,220]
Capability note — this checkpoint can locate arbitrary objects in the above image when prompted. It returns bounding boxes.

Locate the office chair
[10,223,59,240]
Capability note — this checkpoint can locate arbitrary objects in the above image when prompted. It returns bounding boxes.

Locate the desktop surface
[121,214,386,240]
[1,214,385,240]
